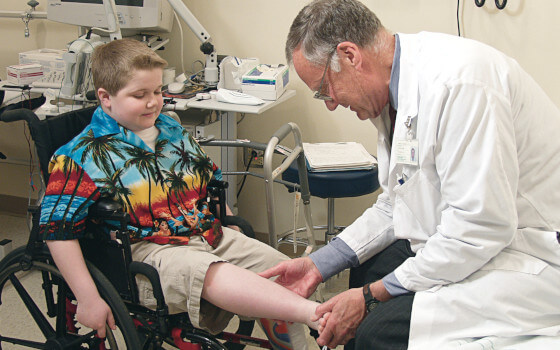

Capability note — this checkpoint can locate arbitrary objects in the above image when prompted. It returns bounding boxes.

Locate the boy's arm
[46,240,116,337]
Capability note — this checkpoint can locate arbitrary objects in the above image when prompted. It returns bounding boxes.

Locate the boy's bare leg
[202,262,320,330]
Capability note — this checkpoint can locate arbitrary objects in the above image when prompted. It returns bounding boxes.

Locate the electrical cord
[173,11,186,75]
[90,0,121,35]
[457,0,462,36]
[237,113,246,125]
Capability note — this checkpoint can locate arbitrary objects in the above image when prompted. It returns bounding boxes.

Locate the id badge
[395,139,419,166]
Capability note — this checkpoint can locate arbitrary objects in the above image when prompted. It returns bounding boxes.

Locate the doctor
[260,0,560,348]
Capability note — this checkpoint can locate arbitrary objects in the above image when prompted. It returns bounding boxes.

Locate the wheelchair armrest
[129,261,167,311]
[89,198,130,229]
[89,197,126,217]
[207,180,228,224]
[0,108,40,124]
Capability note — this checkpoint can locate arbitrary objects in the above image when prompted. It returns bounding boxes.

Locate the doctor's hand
[313,288,366,348]
[258,257,322,298]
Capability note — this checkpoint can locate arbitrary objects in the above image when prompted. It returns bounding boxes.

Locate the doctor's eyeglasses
[313,53,334,102]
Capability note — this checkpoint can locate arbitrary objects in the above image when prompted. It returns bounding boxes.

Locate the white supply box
[241,64,289,100]
[6,63,43,85]
[19,49,67,74]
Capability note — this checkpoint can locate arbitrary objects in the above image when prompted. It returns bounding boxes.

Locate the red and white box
[6,63,43,85]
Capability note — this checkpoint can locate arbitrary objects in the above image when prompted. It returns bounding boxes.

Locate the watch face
[367,300,379,313]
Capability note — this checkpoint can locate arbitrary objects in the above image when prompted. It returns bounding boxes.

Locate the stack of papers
[303,142,377,172]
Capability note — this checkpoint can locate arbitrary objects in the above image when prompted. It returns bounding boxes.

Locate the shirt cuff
[310,237,360,281]
[382,271,411,297]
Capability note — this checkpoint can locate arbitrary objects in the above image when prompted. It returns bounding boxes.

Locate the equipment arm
[166,0,218,86]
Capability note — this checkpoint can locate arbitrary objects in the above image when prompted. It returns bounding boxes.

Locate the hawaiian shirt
[39,106,223,247]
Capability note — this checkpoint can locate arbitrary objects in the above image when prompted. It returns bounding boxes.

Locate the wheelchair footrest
[220,331,273,349]
[171,328,202,350]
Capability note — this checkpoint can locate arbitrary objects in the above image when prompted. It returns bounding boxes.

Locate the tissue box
[19,49,67,74]
[220,56,259,91]
[241,64,289,100]
[6,63,43,85]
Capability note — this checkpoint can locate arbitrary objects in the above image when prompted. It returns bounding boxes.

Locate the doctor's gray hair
[285,0,384,71]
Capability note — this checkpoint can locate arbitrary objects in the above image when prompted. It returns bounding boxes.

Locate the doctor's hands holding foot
[313,288,365,348]
[314,280,392,348]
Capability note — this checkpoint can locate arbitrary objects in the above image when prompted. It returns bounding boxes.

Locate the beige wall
[1,0,559,237]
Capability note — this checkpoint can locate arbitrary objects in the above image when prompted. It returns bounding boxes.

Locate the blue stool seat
[281,161,380,243]
[282,162,379,199]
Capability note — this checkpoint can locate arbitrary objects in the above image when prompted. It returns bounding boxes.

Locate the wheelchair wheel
[0,246,141,349]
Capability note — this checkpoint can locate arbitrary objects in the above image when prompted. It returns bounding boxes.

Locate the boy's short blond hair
[91,38,168,96]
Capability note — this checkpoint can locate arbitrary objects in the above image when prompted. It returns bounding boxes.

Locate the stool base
[278,224,346,248]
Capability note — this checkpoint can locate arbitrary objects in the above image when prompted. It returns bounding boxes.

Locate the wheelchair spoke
[0,335,47,349]
[9,271,55,339]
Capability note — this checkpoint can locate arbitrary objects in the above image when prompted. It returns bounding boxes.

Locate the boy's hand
[76,296,116,338]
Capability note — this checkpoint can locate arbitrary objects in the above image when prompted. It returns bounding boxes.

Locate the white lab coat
[337,32,560,348]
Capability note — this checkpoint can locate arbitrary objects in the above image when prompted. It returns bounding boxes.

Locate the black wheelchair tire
[0,246,142,349]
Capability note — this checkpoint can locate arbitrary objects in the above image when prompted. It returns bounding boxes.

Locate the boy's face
[98,68,164,132]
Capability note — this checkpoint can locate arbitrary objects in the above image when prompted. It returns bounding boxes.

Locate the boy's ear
[97,88,111,109]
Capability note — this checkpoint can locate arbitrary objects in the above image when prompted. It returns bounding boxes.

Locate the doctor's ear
[336,42,363,69]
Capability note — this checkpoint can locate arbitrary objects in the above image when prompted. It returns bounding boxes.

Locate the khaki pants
[131,227,288,333]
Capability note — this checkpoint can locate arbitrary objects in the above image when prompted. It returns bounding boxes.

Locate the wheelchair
[0,106,275,350]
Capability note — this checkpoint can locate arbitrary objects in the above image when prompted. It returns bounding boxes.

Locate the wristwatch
[363,282,381,313]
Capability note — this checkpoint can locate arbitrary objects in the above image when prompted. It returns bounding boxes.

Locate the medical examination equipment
[0,0,47,38]
[47,0,218,86]
[46,0,174,34]
[61,33,104,96]
[166,0,218,86]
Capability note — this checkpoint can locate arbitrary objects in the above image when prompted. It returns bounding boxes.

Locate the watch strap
[363,282,380,313]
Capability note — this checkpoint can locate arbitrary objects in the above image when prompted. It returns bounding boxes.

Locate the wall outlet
[244,148,264,168]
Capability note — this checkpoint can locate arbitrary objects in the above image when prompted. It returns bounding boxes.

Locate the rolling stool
[281,160,380,245]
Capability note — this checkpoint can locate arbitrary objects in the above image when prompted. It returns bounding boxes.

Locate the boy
[40,39,319,349]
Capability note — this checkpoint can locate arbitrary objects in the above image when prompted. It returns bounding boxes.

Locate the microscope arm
[165,0,218,86]
[102,0,122,40]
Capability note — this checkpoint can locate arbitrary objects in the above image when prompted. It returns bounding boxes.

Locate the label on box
[242,64,288,84]
[7,63,43,85]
